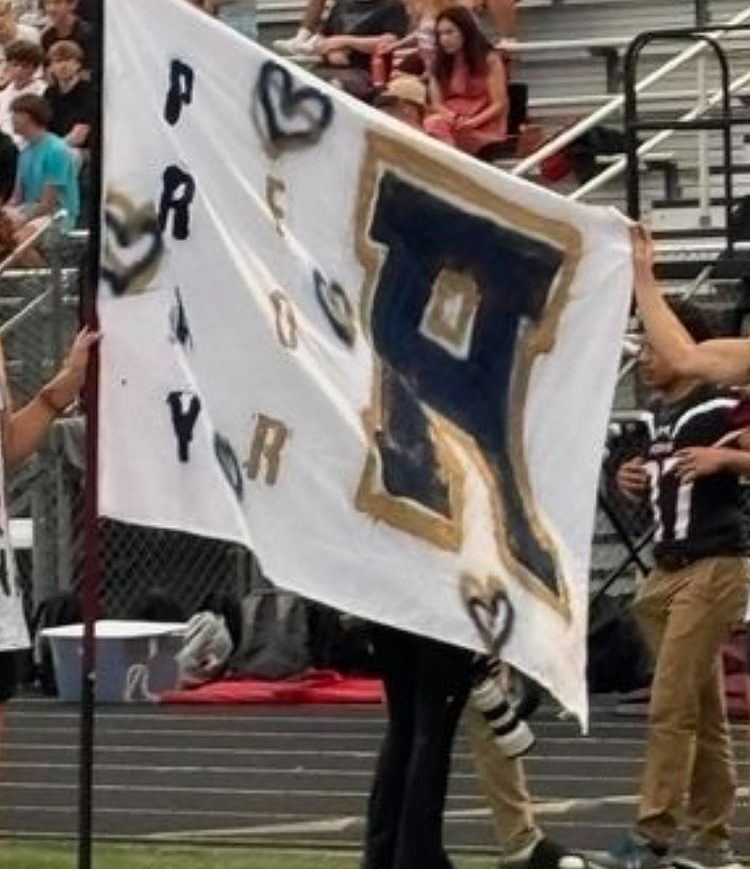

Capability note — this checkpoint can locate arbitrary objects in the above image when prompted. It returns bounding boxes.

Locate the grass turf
[0,843,496,869]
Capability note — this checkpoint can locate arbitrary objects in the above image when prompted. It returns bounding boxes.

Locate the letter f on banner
[355,135,582,617]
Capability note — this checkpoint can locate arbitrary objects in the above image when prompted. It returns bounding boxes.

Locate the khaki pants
[466,705,540,853]
[634,556,750,848]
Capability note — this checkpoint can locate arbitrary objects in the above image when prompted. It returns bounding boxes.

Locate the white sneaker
[273,29,318,56]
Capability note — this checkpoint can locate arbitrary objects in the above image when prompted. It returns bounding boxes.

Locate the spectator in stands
[376,0,448,77]
[274,0,408,67]
[0,40,46,143]
[14,0,46,30]
[423,6,508,157]
[375,73,426,127]
[311,0,409,100]
[273,0,327,55]
[74,0,93,19]
[0,0,39,87]
[45,40,90,153]
[41,0,92,69]
[0,326,98,764]
[0,132,16,204]
[464,0,516,38]
[274,0,516,55]
[599,299,750,869]
[5,93,79,242]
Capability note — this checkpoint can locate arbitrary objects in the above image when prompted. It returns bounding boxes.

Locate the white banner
[99,0,632,724]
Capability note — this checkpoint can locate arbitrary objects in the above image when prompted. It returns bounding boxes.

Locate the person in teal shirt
[7,92,79,234]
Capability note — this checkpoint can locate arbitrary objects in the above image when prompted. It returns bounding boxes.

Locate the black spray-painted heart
[254,61,334,156]
[101,190,164,297]
[313,268,356,347]
[461,577,514,657]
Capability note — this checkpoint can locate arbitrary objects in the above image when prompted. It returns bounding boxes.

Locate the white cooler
[41,620,187,703]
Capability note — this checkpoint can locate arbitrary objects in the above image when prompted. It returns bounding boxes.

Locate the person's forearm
[65,123,89,147]
[466,101,503,128]
[634,273,696,366]
[714,446,750,476]
[4,391,59,467]
[334,34,385,54]
[634,270,750,384]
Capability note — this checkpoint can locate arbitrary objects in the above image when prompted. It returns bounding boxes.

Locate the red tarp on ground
[160,669,384,705]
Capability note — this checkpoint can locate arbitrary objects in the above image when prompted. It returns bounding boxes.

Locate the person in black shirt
[600,303,750,869]
[313,0,409,100]
[45,39,90,150]
[41,0,92,70]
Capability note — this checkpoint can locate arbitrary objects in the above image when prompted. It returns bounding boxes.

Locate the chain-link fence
[4,221,749,626]
[1,219,258,621]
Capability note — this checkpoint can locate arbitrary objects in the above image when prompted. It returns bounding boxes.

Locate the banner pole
[78,0,104,867]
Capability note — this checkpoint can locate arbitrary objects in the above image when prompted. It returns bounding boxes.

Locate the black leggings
[363,625,474,869]
[0,650,19,703]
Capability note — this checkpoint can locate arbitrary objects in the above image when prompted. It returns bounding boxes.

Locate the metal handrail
[570,65,750,200]
[0,214,55,277]
[498,30,750,55]
[529,88,750,111]
[511,4,750,178]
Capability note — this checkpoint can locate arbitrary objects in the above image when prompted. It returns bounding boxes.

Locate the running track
[1,697,748,856]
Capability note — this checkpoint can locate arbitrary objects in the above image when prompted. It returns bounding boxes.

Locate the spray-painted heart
[461,574,514,656]
[101,190,164,297]
[313,268,356,347]
[254,61,334,156]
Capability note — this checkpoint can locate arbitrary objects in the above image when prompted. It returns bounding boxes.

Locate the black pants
[363,625,474,869]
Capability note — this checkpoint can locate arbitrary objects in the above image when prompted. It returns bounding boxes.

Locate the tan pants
[634,556,750,848]
[466,705,540,853]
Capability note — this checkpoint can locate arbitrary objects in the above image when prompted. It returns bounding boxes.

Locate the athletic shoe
[672,840,743,869]
[591,834,670,869]
[273,29,318,56]
[500,834,588,869]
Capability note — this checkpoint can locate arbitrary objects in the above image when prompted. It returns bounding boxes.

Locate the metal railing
[511,4,750,179]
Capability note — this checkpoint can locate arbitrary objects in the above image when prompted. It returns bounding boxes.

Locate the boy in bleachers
[0,40,45,142]
[45,40,90,153]
[5,93,78,240]
[41,0,91,69]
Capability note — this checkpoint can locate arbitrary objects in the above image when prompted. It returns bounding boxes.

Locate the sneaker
[273,29,318,56]
[672,840,743,869]
[500,834,588,869]
[591,834,670,869]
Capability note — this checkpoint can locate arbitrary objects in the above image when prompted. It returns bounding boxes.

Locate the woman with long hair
[424,4,508,157]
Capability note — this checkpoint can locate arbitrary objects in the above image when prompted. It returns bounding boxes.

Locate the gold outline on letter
[354,131,582,620]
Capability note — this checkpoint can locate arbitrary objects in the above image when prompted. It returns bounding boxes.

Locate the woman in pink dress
[424,5,508,157]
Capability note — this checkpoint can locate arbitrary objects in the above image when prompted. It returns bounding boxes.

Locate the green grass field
[0,842,496,869]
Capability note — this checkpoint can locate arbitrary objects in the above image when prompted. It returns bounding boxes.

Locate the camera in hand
[471,656,535,759]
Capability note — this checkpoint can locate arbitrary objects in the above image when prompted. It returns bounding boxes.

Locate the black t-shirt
[644,384,748,564]
[76,0,95,21]
[322,0,409,68]
[46,78,92,140]
[41,19,94,69]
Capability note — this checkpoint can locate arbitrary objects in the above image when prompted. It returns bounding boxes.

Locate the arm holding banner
[633,226,750,385]
[3,327,98,467]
